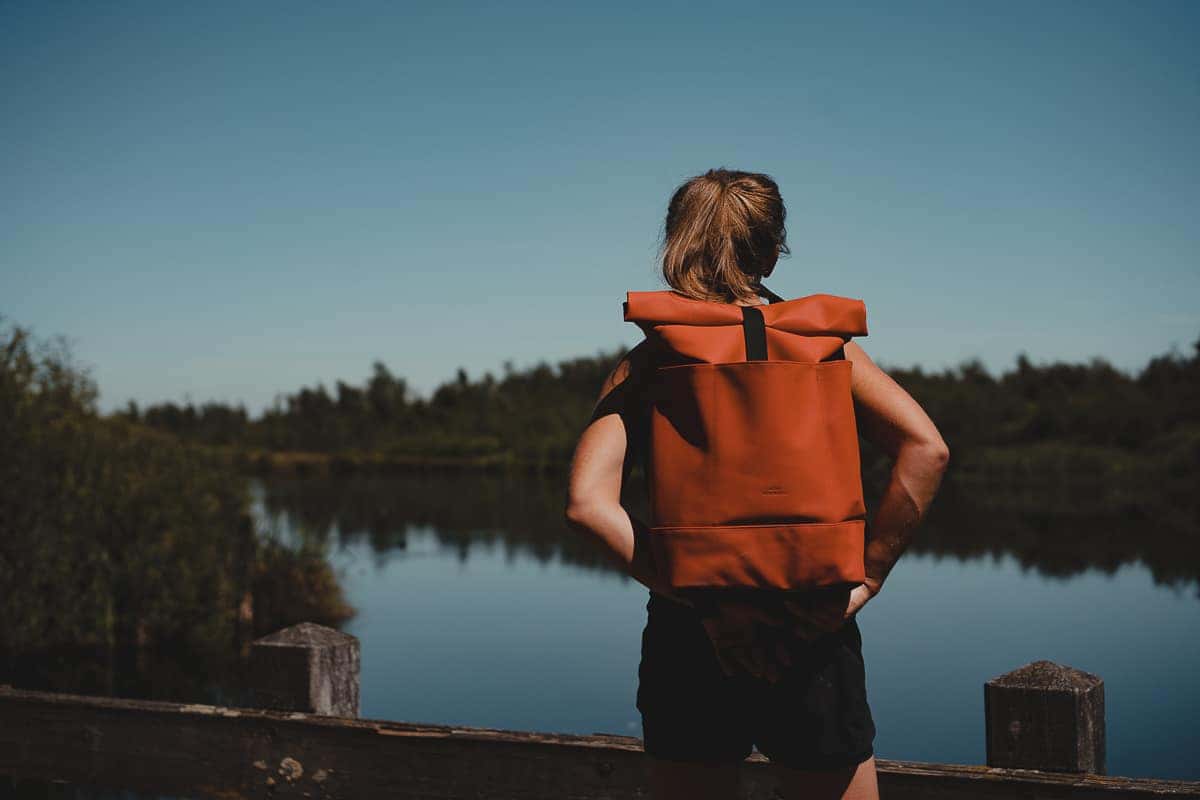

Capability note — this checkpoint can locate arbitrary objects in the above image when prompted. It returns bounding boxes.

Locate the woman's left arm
[563,342,689,603]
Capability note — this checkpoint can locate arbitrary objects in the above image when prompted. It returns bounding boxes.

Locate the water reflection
[255,470,1200,596]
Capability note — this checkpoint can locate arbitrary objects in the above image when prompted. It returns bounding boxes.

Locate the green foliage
[250,538,355,639]
[0,319,353,655]
[127,348,621,468]
[128,335,1200,480]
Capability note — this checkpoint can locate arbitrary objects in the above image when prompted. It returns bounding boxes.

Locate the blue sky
[3,0,1198,413]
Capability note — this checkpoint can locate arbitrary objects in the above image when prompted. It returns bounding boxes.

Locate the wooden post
[985,660,1104,774]
[248,622,360,718]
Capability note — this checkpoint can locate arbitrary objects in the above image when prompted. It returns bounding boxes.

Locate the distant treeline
[122,357,613,468]
[121,336,1200,485]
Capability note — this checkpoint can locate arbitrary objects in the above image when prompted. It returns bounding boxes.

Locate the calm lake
[249,471,1200,781]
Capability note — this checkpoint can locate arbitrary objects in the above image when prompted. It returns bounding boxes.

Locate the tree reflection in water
[256,465,1200,599]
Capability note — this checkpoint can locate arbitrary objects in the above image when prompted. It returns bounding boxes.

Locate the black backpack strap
[754,281,786,304]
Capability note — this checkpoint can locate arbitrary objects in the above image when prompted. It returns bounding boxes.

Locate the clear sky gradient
[4,1,1198,413]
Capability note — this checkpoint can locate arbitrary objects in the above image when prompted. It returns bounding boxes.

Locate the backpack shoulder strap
[754,281,786,304]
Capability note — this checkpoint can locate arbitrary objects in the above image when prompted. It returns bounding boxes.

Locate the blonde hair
[660,168,790,304]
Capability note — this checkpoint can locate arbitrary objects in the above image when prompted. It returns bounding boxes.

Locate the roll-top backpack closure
[624,290,867,365]
[623,288,870,592]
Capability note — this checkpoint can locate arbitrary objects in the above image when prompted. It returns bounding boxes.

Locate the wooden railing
[1,622,1197,799]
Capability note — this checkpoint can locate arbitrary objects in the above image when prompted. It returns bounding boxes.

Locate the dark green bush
[0,319,353,655]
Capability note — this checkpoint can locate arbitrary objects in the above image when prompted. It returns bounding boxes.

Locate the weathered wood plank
[1,687,1197,799]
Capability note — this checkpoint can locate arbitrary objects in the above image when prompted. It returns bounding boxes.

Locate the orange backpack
[623,286,869,594]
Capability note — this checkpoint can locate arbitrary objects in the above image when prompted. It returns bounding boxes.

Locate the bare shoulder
[844,340,889,388]
[843,340,946,453]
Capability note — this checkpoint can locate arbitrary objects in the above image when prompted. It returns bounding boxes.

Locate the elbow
[563,497,597,534]
[902,436,949,474]
[926,438,950,472]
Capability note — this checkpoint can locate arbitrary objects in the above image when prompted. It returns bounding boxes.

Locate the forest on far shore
[119,335,1200,517]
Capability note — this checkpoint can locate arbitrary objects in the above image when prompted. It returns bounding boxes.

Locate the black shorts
[636,590,876,771]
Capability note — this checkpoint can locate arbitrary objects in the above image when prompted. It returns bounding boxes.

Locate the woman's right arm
[844,340,950,596]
